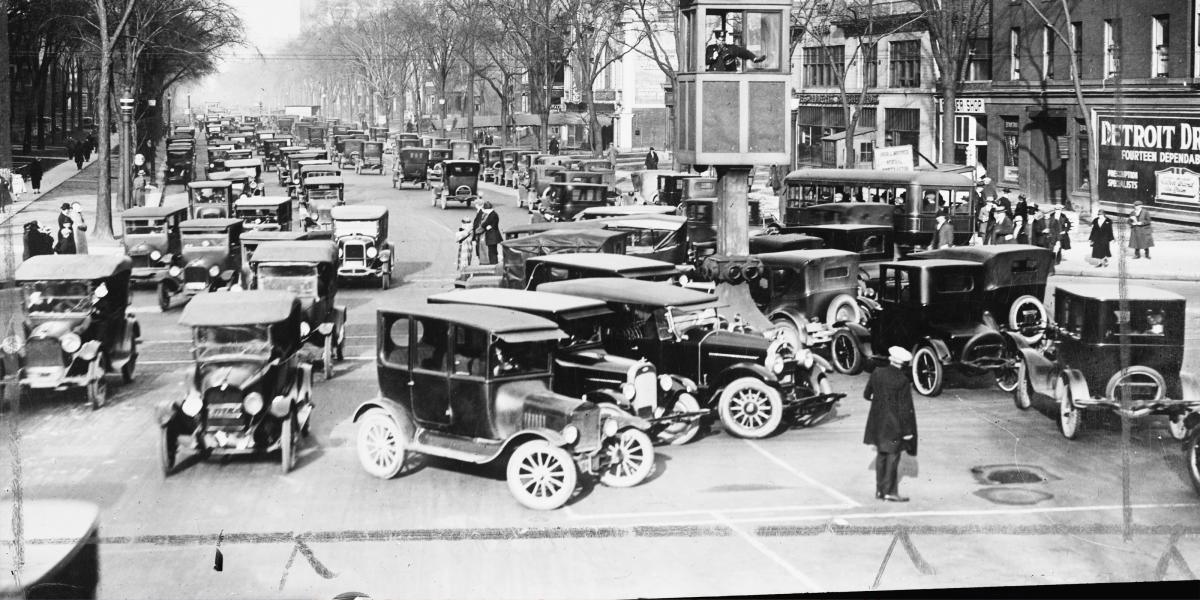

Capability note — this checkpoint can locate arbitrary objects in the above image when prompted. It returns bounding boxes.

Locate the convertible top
[180,218,242,231]
[304,176,344,187]
[122,206,187,220]
[224,158,263,168]
[539,277,718,309]
[207,169,253,181]
[428,288,612,319]
[250,240,338,265]
[187,180,232,189]
[241,230,310,244]
[331,205,387,220]
[755,248,859,267]
[180,290,298,326]
[527,252,677,273]
[383,304,567,342]
[574,205,676,220]
[16,255,132,281]
[749,234,824,254]
[909,245,1053,291]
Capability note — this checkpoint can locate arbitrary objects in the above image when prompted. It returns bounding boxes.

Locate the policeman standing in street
[863,346,918,502]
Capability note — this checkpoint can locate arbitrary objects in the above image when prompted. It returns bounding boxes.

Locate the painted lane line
[710,511,824,592]
[742,439,861,508]
[566,503,855,521]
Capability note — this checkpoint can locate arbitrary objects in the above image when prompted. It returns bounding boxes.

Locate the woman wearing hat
[863,347,918,502]
[475,200,502,265]
[1089,208,1114,267]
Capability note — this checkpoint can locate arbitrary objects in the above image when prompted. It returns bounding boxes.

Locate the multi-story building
[960,1,1200,222]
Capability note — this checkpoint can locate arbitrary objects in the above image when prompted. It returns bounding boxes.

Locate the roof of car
[224,158,263,168]
[187,180,233,189]
[602,217,687,231]
[879,258,981,270]
[331,205,387,220]
[382,304,567,340]
[1055,282,1185,302]
[575,205,677,219]
[180,290,298,326]
[207,170,253,181]
[795,224,892,232]
[443,159,480,166]
[304,176,344,186]
[15,254,132,281]
[180,218,242,230]
[538,277,717,308]
[526,252,677,272]
[910,244,1051,262]
[235,196,290,208]
[249,240,338,264]
[122,206,188,219]
[755,248,859,266]
[241,230,310,243]
[300,163,338,172]
[783,168,976,186]
[427,288,612,317]
[548,181,608,190]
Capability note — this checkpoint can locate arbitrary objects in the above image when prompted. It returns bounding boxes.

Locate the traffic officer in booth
[705,29,767,72]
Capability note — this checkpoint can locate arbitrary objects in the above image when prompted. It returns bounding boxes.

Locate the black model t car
[159,290,315,474]
[331,205,394,289]
[352,305,656,510]
[121,206,187,285]
[12,255,139,408]
[158,218,243,312]
[538,278,841,438]
[431,160,481,210]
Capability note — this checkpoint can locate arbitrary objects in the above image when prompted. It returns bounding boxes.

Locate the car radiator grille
[184,266,210,284]
[204,389,246,428]
[634,369,657,412]
[344,243,366,261]
[26,339,64,368]
[130,255,152,269]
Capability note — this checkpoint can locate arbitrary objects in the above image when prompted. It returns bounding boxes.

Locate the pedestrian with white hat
[863,346,919,502]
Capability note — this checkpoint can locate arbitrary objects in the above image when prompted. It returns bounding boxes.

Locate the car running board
[412,428,504,464]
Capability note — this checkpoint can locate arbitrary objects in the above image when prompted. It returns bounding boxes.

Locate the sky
[227,0,303,55]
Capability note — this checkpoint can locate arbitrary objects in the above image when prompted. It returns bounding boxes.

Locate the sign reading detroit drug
[1097,110,1200,205]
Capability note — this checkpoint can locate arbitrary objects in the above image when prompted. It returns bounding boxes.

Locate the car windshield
[334,219,378,237]
[257,264,319,298]
[194,325,271,359]
[23,281,92,313]
[125,219,166,235]
[193,190,224,203]
[666,305,720,336]
[182,234,227,250]
[491,340,551,377]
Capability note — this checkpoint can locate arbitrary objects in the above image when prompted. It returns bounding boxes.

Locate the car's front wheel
[599,428,655,488]
[159,426,177,476]
[1056,376,1081,440]
[356,409,409,479]
[718,377,784,439]
[910,346,944,397]
[121,339,137,384]
[322,335,333,380]
[1188,433,1200,496]
[657,393,702,446]
[995,358,1022,393]
[281,415,296,474]
[86,364,108,410]
[157,281,172,312]
[830,328,864,375]
[506,440,577,510]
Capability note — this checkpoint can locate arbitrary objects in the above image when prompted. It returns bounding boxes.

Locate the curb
[1051,267,1196,282]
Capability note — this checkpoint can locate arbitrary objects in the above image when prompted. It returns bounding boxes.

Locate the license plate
[208,404,242,419]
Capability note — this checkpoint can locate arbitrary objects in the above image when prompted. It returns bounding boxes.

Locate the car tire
[1013,360,1033,410]
[381,273,391,290]
[717,377,784,439]
[830,328,864,375]
[87,362,108,410]
[1188,434,1200,496]
[281,415,296,475]
[825,293,861,325]
[1056,376,1082,439]
[157,281,172,312]
[910,346,943,397]
[1008,294,1048,344]
[995,357,1022,393]
[1104,366,1166,406]
[121,338,137,384]
[599,428,655,488]
[506,440,577,510]
[356,409,410,479]
[657,392,703,446]
[322,336,333,380]
[159,425,177,476]
[438,195,446,210]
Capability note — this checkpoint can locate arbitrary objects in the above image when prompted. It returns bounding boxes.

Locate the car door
[448,324,491,438]
[873,266,916,350]
[410,317,452,428]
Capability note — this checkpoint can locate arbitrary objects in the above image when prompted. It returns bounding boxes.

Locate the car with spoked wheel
[157,218,243,312]
[332,205,394,289]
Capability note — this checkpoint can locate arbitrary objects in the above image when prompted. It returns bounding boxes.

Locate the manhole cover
[970,464,1058,485]
[973,487,1054,505]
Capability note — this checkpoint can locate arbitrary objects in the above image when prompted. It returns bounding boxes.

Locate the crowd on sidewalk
[21,202,90,261]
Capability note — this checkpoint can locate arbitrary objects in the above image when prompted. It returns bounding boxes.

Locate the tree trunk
[95,48,114,239]
[584,86,598,156]
[0,2,10,173]
[466,62,475,142]
[939,77,957,164]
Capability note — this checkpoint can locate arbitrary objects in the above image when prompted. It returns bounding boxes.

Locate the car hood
[692,329,769,361]
[194,358,270,391]
[557,348,642,377]
[183,248,225,267]
[29,318,85,339]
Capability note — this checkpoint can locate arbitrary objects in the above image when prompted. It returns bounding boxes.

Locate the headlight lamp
[658,374,673,392]
[602,418,619,438]
[150,250,162,261]
[182,391,203,417]
[168,266,182,277]
[561,425,579,444]
[243,392,264,415]
[209,265,221,277]
[60,333,82,354]
[620,382,636,400]
[1,335,24,354]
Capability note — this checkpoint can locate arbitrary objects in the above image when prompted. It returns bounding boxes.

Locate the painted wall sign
[1096,109,1200,206]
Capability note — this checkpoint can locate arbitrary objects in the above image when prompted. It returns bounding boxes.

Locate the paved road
[3,146,1200,598]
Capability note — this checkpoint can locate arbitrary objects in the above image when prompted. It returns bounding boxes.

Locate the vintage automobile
[275,146,313,183]
[681,197,763,261]
[208,169,258,198]
[341,138,365,169]
[530,164,567,201]
[224,157,265,183]
[332,205,394,289]
[0,499,101,599]
[498,230,630,287]
[359,140,385,174]
[395,134,421,150]
[235,196,293,232]
[158,218,243,312]
[793,223,895,284]
[295,162,340,198]
[186,180,235,219]
[351,304,656,509]
[751,249,869,375]
[524,253,682,290]
[240,230,311,286]
[249,240,346,380]
[160,290,315,474]
[1014,283,1199,441]
[478,146,502,181]
[302,176,345,232]
[166,146,193,183]
[541,182,610,222]
[431,160,481,210]
[450,140,475,161]
[747,233,824,254]
[428,288,706,445]
[573,205,677,221]
[226,148,253,161]
[206,145,233,173]
[498,147,525,187]
[503,215,689,265]
[307,126,327,148]
[264,139,299,171]
[393,147,430,189]
[657,173,701,206]
[864,259,1022,397]
[121,206,188,284]
[369,126,388,141]
[630,170,674,204]
[538,278,841,438]
[11,255,139,408]
[282,151,325,188]
[426,148,453,185]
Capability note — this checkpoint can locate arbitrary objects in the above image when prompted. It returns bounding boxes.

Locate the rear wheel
[121,339,137,384]
[910,346,943,397]
[657,393,702,446]
[281,415,296,474]
[825,294,862,325]
[322,336,333,380]
[718,377,783,439]
[157,281,172,312]
[1188,434,1200,496]
[356,409,409,479]
[830,328,864,375]
[381,273,391,290]
[506,440,577,510]
[599,428,654,488]
[159,426,177,476]
[1056,376,1081,439]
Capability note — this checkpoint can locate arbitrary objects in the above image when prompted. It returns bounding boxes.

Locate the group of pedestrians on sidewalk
[23,202,88,260]
[67,134,97,170]
[0,158,44,213]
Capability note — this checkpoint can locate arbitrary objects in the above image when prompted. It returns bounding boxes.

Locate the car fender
[1016,346,1058,399]
[765,306,807,333]
[596,398,651,432]
[1061,368,1090,406]
[379,246,393,271]
[77,340,102,363]
[155,398,180,427]
[352,396,410,425]
[920,337,952,364]
[712,362,778,396]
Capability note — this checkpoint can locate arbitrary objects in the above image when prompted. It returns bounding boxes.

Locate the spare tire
[1008,294,1048,344]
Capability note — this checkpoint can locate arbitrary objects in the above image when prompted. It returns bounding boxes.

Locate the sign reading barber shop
[1097,109,1200,205]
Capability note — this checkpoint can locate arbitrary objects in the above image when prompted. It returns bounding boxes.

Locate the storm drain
[970,464,1058,486]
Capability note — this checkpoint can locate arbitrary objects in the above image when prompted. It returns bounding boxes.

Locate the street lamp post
[119,96,135,211]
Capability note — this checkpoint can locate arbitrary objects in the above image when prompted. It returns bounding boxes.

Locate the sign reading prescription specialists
[1097,109,1200,207]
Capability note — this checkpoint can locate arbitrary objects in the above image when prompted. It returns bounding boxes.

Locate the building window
[1042,26,1054,79]
[1002,116,1020,183]
[1071,22,1083,77]
[1153,15,1169,77]
[796,106,845,167]
[1077,119,1090,190]
[858,107,877,129]
[859,141,875,164]
[967,38,991,81]
[1010,27,1021,80]
[864,43,883,88]
[803,45,844,87]
[1104,19,1120,77]
[885,108,920,166]
[890,40,921,87]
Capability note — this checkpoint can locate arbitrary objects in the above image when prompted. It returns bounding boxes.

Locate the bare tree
[914,0,989,164]
[566,0,647,153]
[0,1,12,177]
[334,5,410,128]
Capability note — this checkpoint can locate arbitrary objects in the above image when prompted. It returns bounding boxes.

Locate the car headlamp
[678,274,691,286]
[243,392,264,416]
[60,333,82,354]
[620,382,636,400]
[366,247,378,259]
[300,322,311,337]
[1,335,24,354]
[659,374,673,392]
[771,356,785,374]
[182,391,203,417]
[602,418,619,438]
[561,425,579,445]
[209,265,221,277]
[168,266,182,277]
[318,322,334,336]
[150,250,162,261]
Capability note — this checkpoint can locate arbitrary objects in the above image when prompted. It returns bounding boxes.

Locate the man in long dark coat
[863,346,918,502]
[1047,203,1072,264]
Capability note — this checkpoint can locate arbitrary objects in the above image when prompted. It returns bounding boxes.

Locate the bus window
[918,189,944,214]
[892,187,908,207]
[949,190,972,215]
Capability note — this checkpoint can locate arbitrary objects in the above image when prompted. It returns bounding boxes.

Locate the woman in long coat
[1129,201,1155,259]
[1089,209,1114,267]
[863,347,918,502]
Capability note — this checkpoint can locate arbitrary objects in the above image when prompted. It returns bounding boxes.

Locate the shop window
[967,38,991,81]
[890,40,921,87]
[885,108,920,166]
[1152,15,1169,77]
[859,141,874,164]
[1002,116,1020,183]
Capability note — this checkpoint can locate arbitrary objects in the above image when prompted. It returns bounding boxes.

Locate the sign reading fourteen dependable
[1097,109,1200,205]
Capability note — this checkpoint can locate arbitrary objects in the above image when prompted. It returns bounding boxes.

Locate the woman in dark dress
[29,158,43,193]
[1089,208,1114,267]
[23,221,55,260]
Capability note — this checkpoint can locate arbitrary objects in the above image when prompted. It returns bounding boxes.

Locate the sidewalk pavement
[1053,210,1199,281]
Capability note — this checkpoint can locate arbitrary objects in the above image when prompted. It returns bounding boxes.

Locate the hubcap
[731,388,771,428]
[606,435,646,479]
[834,337,853,367]
[518,451,566,498]
[364,422,398,469]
